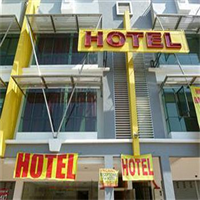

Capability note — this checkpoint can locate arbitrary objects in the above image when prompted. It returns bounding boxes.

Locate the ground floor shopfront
[1,141,200,200]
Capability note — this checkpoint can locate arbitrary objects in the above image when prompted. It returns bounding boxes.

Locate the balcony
[151,34,200,68]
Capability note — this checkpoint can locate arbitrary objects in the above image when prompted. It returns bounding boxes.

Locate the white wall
[170,157,200,181]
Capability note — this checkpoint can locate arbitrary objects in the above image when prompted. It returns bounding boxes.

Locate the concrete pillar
[13,180,24,200]
[160,156,176,200]
[104,155,114,200]
[98,188,105,200]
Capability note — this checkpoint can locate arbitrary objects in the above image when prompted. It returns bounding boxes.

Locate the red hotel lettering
[126,32,144,48]
[164,33,181,49]
[146,32,163,48]
[106,31,126,47]
[141,158,148,176]
[66,154,76,179]
[129,158,135,176]
[56,155,66,179]
[122,158,129,176]
[194,97,200,103]
[147,158,154,175]
[15,153,30,178]
[85,31,103,47]
[135,159,141,175]
[45,155,56,178]
[84,31,183,50]
[30,154,43,178]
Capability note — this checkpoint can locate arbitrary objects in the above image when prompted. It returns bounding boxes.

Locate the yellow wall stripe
[0,0,41,157]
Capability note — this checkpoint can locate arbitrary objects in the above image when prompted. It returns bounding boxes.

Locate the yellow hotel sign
[78,29,189,53]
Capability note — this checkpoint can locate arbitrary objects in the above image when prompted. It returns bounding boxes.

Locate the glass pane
[19,89,97,132]
[0,182,15,200]
[22,182,98,200]
[184,117,199,131]
[176,87,190,117]
[33,34,98,65]
[158,35,200,66]
[168,117,182,131]
[0,89,6,116]
[174,181,199,200]
[166,103,179,117]
[0,34,19,65]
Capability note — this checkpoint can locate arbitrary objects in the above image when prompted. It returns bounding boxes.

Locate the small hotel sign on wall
[78,30,189,53]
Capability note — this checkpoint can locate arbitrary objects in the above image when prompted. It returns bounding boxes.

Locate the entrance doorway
[22,181,98,200]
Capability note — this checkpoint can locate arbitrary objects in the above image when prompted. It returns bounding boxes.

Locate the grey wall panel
[5,142,200,158]
[146,71,166,138]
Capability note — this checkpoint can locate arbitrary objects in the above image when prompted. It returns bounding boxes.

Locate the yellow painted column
[0,0,41,157]
[124,11,140,155]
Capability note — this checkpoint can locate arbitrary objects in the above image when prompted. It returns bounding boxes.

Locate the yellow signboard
[99,168,118,189]
[14,152,78,181]
[121,154,154,181]
[78,29,189,53]
[190,86,200,128]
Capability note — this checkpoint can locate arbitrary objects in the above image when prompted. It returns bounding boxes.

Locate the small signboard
[0,189,9,200]
[121,154,154,181]
[99,169,118,189]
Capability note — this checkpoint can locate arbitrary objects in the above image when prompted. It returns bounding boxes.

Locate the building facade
[0,0,200,199]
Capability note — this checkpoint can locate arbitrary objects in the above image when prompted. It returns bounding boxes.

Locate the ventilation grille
[114,53,154,139]
[134,53,154,138]
[114,53,131,139]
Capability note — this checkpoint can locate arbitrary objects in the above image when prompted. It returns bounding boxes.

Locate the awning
[12,74,102,90]
[26,14,102,33]
[161,74,200,89]
[0,77,7,89]
[152,14,200,33]
[0,15,21,33]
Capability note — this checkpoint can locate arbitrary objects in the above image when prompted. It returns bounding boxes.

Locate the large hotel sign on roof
[78,29,189,53]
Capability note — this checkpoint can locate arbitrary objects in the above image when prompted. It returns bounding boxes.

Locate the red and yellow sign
[99,169,118,189]
[14,152,78,181]
[0,189,9,200]
[121,154,154,181]
[78,29,189,53]
[190,86,200,128]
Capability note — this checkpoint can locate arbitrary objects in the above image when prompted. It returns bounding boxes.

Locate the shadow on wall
[188,0,200,3]
[111,3,153,29]
[112,4,124,28]
[133,4,152,29]
[151,0,178,14]
[38,0,62,14]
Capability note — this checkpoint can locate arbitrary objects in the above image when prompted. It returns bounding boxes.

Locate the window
[19,89,97,132]
[116,1,133,15]
[32,34,97,65]
[157,34,200,66]
[0,34,19,65]
[0,89,6,116]
[162,87,199,132]
[0,181,15,200]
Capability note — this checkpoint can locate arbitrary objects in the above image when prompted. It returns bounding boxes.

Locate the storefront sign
[121,154,154,181]
[14,152,78,181]
[0,189,9,200]
[78,29,189,53]
[190,86,200,128]
[99,169,118,189]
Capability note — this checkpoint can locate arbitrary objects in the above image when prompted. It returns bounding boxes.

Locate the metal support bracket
[26,16,55,136]
[0,19,14,48]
